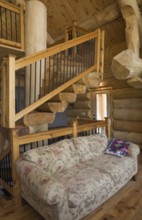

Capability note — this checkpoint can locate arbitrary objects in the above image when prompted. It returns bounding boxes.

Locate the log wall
[102,41,142,147]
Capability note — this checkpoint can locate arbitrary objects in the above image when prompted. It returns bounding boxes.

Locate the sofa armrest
[128,143,140,159]
[16,158,67,206]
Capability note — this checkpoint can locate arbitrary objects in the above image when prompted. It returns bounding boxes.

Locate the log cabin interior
[0,0,142,219]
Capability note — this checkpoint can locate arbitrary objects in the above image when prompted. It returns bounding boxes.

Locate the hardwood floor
[0,154,142,220]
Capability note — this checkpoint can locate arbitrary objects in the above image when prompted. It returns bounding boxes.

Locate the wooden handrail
[15,65,96,121]
[16,119,110,145]
[0,0,24,50]
[0,147,10,160]
[15,29,100,70]
[0,0,20,14]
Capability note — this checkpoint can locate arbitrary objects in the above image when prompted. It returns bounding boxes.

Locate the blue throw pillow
[105,138,130,157]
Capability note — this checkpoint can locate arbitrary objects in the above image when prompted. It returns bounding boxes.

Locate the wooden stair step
[67,108,92,118]
[23,111,55,126]
[38,102,67,113]
[51,92,77,103]
[77,72,101,88]
[64,84,86,94]
[76,92,91,101]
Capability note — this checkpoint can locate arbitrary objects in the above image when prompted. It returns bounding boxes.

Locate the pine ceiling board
[65,0,87,23]
[46,0,70,38]
[59,0,77,21]
[98,0,116,10]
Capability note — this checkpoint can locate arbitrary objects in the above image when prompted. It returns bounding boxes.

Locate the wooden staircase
[0,1,105,207]
[22,52,96,128]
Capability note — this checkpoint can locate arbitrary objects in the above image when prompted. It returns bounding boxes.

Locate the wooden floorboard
[0,154,142,220]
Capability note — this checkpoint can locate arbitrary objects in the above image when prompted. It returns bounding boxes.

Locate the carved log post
[111,0,142,88]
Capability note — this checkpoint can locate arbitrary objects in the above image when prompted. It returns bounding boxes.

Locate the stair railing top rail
[0,0,24,49]
[15,29,99,70]
[1,28,104,128]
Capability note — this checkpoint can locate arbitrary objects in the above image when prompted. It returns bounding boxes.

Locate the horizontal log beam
[113,130,142,144]
[113,98,142,109]
[113,120,142,133]
[114,109,142,121]
[23,111,55,126]
[112,88,142,99]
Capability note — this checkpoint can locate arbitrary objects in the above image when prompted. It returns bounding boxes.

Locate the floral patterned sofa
[16,133,140,220]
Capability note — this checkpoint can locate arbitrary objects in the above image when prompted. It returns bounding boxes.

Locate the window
[92,88,112,121]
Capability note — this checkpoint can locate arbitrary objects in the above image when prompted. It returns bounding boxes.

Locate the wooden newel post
[19,4,25,50]
[95,29,101,73]
[1,58,7,127]
[73,120,78,137]
[105,117,111,139]
[10,129,21,207]
[7,55,16,128]
[65,24,69,42]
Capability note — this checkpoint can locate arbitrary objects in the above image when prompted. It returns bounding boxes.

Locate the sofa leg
[132,174,137,182]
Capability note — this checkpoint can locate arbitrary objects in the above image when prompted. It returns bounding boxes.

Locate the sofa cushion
[56,154,137,220]
[22,139,79,174]
[105,138,130,157]
[72,133,108,162]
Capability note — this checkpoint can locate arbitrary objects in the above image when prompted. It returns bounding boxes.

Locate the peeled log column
[112,0,142,82]
[111,49,142,79]
[118,0,141,56]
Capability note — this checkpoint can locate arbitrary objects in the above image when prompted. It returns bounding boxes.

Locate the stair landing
[0,44,24,60]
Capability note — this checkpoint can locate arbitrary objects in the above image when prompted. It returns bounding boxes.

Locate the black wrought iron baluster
[56,53,59,88]
[39,59,42,96]
[51,55,54,91]
[44,58,46,95]
[48,56,51,92]
[93,39,96,65]
[5,8,7,40]
[15,12,18,42]
[34,62,37,101]
[10,10,12,41]
[23,67,26,109]
[59,52,62,87]
[29,64,32,105]
[17,71,21,112]
[66,50,69,81]
[6,156,9,183]
[46,57,49,94]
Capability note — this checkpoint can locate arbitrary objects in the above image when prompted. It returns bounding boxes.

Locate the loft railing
[65,21,89,57]
[65,20,89,41]
[0,0,24,49]
[1,29,104,128]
